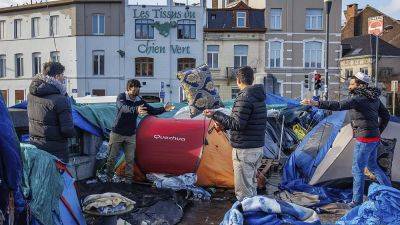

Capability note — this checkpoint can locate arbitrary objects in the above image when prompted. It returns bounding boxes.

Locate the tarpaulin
[221,196,321,225]
[337,183,400,225]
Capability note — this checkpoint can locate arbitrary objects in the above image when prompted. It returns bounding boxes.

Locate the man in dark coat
[204,66,267,201]
[106,79,174,184]
[302,72,391,207]
[27,62,75,162]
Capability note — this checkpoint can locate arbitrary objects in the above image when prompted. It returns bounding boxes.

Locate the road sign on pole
[391,80,398,93]
[368,16,384,36]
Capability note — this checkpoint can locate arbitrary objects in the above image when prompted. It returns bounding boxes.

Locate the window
[345,69,353,79]
[177,19,196,39]
[207,45,219,69]
[92,14,105,35]
[50,51,60,62]
[15,54,23,77]
[32,53,41,76]
[135,19,154,39]
[236,11,246,28]
[360,67,369,75]
[0,90,8,106]
[231,88,240,99]
[92,89,106,96]
[306,9,323,30]
[93,50,105,75]
[379,68,393,77]
[234,45,248,68]
[31,17,40,38]
[15,90,25,104]
[50,15,59,36]
[135,57,154,77]
[270,9,282,30]
[304,41,322,68]
[14,19,22,39]
[211,14,216,20]
[269,41,282,68]
[0,55,6,78]
[0,21,5,39]
[177,58,196,72]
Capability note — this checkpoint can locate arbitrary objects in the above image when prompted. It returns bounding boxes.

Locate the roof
[0,0,122,14]
[341,35,400,58]
[205,1,266,33]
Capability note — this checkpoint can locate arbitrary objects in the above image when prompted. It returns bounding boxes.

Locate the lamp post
[323,0,333,100]
[374,25,394,87]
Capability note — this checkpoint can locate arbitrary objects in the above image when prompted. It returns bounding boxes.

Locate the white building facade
[124,2,205,102]
[0,0,125,106]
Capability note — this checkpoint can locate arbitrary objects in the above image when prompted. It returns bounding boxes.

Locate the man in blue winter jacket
[302,72,391,206]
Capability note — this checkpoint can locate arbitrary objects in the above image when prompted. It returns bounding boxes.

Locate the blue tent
[280,111,352,206]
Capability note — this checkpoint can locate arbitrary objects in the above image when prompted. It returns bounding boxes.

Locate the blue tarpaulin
[221,196,321,225]
[265,93,301,108]
[11,100,103,137]
[0,93,25,214]
[337,183,400,225]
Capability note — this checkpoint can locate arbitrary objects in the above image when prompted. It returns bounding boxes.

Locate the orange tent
[116,116,234,188]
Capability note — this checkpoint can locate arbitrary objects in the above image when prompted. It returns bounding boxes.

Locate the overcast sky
[1,0,399,21]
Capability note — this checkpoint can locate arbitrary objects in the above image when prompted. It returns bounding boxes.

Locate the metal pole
[375,36,379,87]
[324,10,330,100]
[393,92,396,115]
[278,115,285,161]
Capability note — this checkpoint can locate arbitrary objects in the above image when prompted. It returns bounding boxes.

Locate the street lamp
[374,24,394,87]
[324,0,333,100]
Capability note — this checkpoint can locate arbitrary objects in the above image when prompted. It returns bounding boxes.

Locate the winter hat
[354,72,371,84]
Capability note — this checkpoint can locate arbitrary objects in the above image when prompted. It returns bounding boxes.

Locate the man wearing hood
[204,66,267,201]
[27,62,75,162]
[302,72,391,206]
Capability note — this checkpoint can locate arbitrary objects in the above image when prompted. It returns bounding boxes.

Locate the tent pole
[278,115,285,161]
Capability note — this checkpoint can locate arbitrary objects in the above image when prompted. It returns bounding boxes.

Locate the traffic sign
[159,91,165,99]
[368,16,384,36]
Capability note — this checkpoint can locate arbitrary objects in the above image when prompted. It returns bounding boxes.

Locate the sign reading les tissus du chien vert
[368,16,384,36]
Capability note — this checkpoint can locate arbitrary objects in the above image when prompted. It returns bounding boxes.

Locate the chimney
[345,4,358,21]
[212,0,218,8]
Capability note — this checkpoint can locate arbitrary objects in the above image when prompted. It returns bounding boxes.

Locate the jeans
[232,147,263,201]
[106,132,136,181]
[352,140,392,204]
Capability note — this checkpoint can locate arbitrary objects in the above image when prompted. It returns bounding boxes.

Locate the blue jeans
[352,140,392,204]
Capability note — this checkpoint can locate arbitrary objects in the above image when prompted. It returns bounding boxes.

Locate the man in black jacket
[27,62,75,162]
[302,72,391,206]
[204,66,267,201]
[106,79,174,183]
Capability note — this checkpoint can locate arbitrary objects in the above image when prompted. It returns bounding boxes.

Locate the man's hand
[213,121,225,132]
[301,99,319,107]
[137,105,148,116]
[164,103,175,112]
[203,109,215,118]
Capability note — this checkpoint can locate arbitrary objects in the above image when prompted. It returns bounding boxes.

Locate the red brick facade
[342,5,400,48]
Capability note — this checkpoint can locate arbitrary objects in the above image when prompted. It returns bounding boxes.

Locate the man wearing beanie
[302,72,391,207]
[27,61,75,162]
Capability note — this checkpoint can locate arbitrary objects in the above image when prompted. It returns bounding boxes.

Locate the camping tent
[309,120,400,186]
[125,116,234,188]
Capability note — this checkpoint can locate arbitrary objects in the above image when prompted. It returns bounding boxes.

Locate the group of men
[28,61,391,206]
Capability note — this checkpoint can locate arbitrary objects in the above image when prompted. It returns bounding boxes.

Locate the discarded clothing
[147,173,211,200]
[83,192,135,216]
[279,179,352,207]
[221,196,321,225]
[96,141,109,160]
[336,183,400,225]
[21,144,64,225]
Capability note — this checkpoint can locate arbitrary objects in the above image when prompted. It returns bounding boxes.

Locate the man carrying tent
[106,79,175,184]
[302,72,391,207]
[27,62,75,162]
[203,66,267,201]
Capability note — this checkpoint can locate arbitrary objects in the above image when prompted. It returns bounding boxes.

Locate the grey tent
[309,121,400,185]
